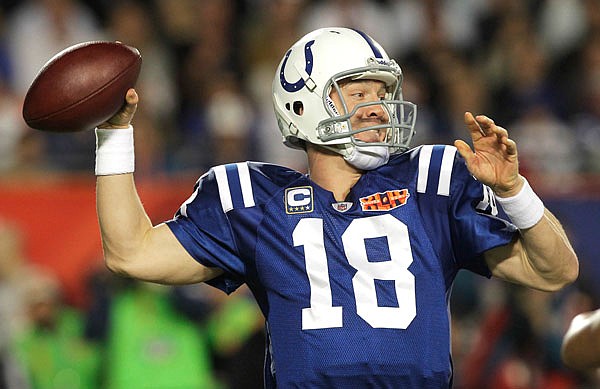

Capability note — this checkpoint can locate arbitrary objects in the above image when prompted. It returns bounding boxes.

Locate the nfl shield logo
[332,202,352,212]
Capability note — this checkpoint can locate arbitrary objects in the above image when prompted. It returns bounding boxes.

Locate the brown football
[22,41,142,132]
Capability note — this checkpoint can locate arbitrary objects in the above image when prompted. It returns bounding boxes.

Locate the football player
[95,28,578,387]
[562,308,600,370]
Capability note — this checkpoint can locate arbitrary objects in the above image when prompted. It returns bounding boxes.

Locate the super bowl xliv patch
[360,189,410,211]
[285,186,314,214]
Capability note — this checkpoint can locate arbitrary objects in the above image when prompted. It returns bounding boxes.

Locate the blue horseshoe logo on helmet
[280,40,315,92]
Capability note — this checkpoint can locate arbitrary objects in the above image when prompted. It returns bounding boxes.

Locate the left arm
[455,112,578,291]
[483,208,577,291]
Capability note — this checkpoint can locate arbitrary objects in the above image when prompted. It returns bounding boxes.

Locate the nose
[360,100,388,122]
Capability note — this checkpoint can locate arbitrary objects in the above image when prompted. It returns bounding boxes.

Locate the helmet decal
[279,40,315,92]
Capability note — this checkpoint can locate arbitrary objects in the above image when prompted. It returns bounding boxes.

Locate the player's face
[329,80,389,143]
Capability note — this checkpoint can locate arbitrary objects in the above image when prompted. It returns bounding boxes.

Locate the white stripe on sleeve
[214,165,233,213]
[236,162,255,208]
[437,146,456,196]
[417,145,433,193]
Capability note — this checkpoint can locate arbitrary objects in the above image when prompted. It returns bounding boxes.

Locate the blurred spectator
[5,0,105,172]
[479,10,581,180]
[13,267,101,389]
[174,70,255,171]
[0,76,26,174]
[130,107,169,176]
[582,0,600,33]
[399,63,447,146]
[0,8,24,175]
[105,1,178,129]
[242,0,308,170]
[457,282,586,389]
[36,131,96,172]
[172,283,265,389]
[506,34,564,119]
[86,264,265,389]
[168,0,256,171]
[0,220,29,341]
[571,29,600,173]
[387,0,491,59]
[5,0,104,95]
[85,269,222,388]
[154,0,201,50]
[537,0,587,61]
[434,49,491,143]
[0,220,31,388]
[300,0,392,49]
[7,131,47,178]
[204,74,255,165]
[508,105,580,179]
[482,7,564,124]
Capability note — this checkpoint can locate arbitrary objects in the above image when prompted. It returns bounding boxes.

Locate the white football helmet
[272,27,417,163]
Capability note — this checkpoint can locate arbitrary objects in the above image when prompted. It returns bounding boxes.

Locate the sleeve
[448,155,518,275]
[166,169,245,294]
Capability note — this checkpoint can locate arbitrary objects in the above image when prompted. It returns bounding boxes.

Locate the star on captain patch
[285,186,314,214]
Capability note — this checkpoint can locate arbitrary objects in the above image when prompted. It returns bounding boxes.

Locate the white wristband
[495,177,544,229]
[95,126,135,176]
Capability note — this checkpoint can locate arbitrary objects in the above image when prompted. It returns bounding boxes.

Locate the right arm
[96,89,223,284]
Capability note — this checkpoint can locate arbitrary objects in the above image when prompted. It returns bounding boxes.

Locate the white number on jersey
[294,215,416,330]
[476,185,498,216]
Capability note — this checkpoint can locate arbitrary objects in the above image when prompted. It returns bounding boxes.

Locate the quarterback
[95,28,578,387]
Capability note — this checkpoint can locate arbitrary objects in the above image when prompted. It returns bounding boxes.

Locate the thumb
[103,88,138,128]
[125,88,139,106]
[120,88,138,120]
[454,139,474,165]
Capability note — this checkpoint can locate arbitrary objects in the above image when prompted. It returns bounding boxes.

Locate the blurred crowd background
[0,0,600,388]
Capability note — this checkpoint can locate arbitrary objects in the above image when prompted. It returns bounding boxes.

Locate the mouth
[355,128,384,143]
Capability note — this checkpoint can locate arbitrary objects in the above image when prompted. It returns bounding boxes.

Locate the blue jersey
[167,145,517,388]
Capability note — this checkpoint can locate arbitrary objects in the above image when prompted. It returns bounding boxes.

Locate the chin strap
[343,144,389,170]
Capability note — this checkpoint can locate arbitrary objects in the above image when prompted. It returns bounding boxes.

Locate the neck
[306,144,362,201]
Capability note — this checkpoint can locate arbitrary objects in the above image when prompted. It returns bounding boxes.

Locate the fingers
[485,122,518,156]
[463,112,518,155]
[504,136,517,156]
[464,111,486,137]
[475,114,495,135]
[464,111,500,137]
[474,114,503,139]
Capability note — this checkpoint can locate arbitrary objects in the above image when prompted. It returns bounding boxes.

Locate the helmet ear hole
[293,101,304,116]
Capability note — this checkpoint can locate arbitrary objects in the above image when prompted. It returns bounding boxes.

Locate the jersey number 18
[293,214,416,330]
